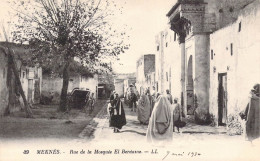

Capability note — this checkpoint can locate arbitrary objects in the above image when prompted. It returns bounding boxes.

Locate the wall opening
[218,73,227,126]
[186,55,194,115]
[230,43,233,56]
[23,71,25,78]
[3,68,5,78]
[211,50,214,60]
[238,22,241,32]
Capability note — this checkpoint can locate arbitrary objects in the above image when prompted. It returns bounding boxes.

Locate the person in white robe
[146,95,173,144]
[137,91,151,124]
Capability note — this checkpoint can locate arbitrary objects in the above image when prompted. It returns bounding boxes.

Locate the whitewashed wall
[210,1,260,118]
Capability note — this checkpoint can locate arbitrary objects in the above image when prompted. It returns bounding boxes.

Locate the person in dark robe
[172,98,183,132]
[110,91,115,104]
[129,91,137,112]
[241,84,260,141]
[110,93,127,133]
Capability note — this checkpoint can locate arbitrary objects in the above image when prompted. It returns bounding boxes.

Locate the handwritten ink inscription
[23,150,29,154]
[163,151,202,160]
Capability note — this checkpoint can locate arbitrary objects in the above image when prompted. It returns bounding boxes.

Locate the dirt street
[0,99,107,140]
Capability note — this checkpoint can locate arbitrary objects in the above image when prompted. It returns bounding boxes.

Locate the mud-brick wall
[164,29,182,100]
[114,79,124,98]
[41,75,80,104]
[205,0,255,30]
[0,50,9,116]
[209,1,260,120]
[144,55,155,76]
[136,56,145,95]
[79,75,98,98]
[42,74,98,104]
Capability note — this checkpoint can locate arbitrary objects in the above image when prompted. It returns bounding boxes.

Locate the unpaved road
[0,100,107,140]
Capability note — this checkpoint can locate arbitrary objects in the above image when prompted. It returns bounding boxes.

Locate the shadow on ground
[119,130,146,136]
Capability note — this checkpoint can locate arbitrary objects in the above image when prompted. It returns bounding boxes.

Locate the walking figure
[129,91,137,112]
[88,92,95,112]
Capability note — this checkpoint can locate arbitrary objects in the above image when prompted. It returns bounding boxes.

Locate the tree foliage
[10,0,129,111]
[11,0,128,73]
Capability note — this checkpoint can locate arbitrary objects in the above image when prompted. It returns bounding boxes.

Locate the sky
[0,0,177,74]
[112,0,176,73]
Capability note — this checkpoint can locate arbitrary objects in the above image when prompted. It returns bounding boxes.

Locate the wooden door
[218,73,227,125]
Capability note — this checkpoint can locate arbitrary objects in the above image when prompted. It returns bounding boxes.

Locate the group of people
[146,90,185,143]
[108,87,184,143]
[107,83,260,143]
[128,87,184,143]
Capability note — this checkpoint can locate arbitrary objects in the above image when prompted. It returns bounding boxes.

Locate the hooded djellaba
[137,89,152,125]
[146,95,173,144]
[242,84,260,141]
[110,93,127,133]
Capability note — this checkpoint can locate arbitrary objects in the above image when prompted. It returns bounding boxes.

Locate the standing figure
[146,96,173,144]
[172,98,183,132]
[129,91,137,112]
[150,86,156,114]
[88,92,95,111]
[110,91,115,104]
[241,84,260,141]
[166,89,173,104]
[137,89,152,124]
[110,93,127,133]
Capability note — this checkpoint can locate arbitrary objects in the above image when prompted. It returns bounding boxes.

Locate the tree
[1,26,34,118]
[11,0,129,111]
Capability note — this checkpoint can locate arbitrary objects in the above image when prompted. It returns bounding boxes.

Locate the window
[230,43,233,56]
[166,72,168,82]
[238,22,241,32]
[157,45,159,51]
[166,42,168,47]
[174,32,177,41]
[211,50,214,60]
[229,7,234,12]
[23,72,25,78]
[3,68,5,78]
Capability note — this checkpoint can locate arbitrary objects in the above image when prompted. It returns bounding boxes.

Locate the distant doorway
[34,79,40,104]
[28,79,34,104]
[218,73,227,126]
[186,55,194,115]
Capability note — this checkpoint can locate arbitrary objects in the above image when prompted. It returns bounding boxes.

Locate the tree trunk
[8,49,34,118]
[59,59,71,112]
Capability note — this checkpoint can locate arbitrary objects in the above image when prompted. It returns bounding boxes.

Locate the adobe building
[123,77,136,94]
[136,54,155,95]
[114,73,135,98]
[166,0,260,125]
[42,74,98,104]
[209,0,260,126]
[155,29,182,102]
[0,42,42,116]
[98,73,114,99]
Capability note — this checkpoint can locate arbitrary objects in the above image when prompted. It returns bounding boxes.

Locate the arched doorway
[186,55,194,115]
